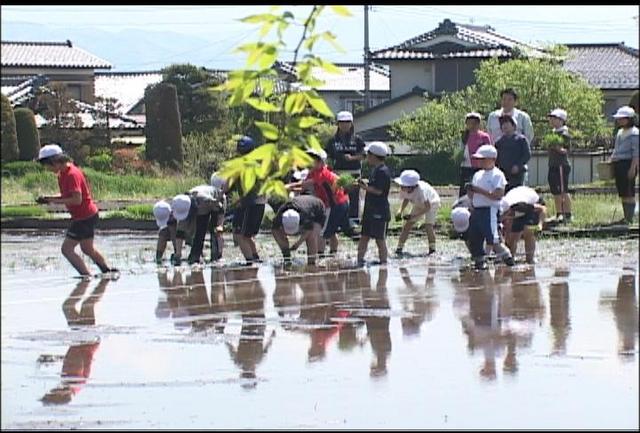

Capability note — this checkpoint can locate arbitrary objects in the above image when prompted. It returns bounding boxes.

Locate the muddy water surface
[1,231,638,429]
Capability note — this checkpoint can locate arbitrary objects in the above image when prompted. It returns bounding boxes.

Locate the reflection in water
[599,273,639,359]
[362,268,392,378]
[549,268,571,355]
[41,278,110,405]
[225,267,274,389]
[398,266,439,337]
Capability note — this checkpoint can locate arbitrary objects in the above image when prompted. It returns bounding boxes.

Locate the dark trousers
[347,186,360,219]
[188,212,216,263]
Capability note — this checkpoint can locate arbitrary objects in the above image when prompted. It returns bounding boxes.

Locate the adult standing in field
[324,111,366,222]
[36,144,117,278]
[487,88,534,145]
[459,112,493,197]
[609,106,639,224]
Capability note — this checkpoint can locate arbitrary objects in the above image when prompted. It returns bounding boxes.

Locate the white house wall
[389,62,434,98]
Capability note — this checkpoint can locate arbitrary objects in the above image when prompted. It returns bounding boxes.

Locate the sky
[2,5,639,71]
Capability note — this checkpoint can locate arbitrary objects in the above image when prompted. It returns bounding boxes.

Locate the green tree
[215,5,352,198]
[161,63,229,135]
[14,107,40,161]
[392,56,609,152]
[144,82,183,169]
[629,90,639,113]
[1,94,19,162]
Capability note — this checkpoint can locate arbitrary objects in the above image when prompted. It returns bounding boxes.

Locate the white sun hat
[451,207,471,233]
[394,169,420,187]
[171,194,192,222]
[153,200,172,229]
[548,108,567,122]
[37,144,64,161]
[472,144,497,159]
[336,111,353,122]
[306,148,327,161]
[210,172,227,190]
[502,186,539,208]
[292,168,309,181]
[282,209,301,235]
[365,141,389,157]
[465,112,482,120]
[613,106,636,118]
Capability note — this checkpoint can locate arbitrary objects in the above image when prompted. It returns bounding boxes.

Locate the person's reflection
[273,269,301,326]
[160,270,193,330]
[210,267,228,334]
[363,267,392,378]
[337,269,366,352]
[225,267,274,389]
[41,278,110,405]
[183,270,216,332]
[398,265,439,337]
[549,268,571,355]
[600,274,639,359]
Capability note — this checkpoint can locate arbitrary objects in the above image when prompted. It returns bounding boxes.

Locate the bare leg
[79,238,110,272]
[553,194,564,216]
[156,229,168,262]
[523,229,536,264]
[61,238,90,276]
[306,224,321,265]
[328,234,339,253]
[272,228,290,254]
[238,236,254,261]
[375,238,388,264]
[561,193,572,214]
[425,223,436,252]
[506,231,522,257]
[396,220,415,251]
[357,235,370,264]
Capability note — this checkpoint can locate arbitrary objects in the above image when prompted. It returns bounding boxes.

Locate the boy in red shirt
[36,144,117,278]
[287,149,355,256]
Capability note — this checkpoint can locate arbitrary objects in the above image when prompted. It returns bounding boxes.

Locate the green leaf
[245,97,280,112]
[307,134,323,151]
[284,93,307,115]
[321,31,345,53]
[246,142,277,161]
[305,91,334,117]
[260,22,275,38]
[330,5,352,16]
[318,58,342,74]
[256,154,273,179]
[298,116,323,128]
[303,34,321,51]
[258,45,278,69]
[255,121,279,140]
[290,147,314,167]
[241,167,257,194]
[241,14,276,24]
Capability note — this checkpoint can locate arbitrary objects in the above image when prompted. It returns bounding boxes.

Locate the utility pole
[364,5,371,110]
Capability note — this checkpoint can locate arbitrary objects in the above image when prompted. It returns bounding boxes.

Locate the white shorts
[410,202,440,225]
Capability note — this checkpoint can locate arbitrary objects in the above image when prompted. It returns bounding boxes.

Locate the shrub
[124,203,154,218]
[1,94,19,162]
[1,160,43,177]
[87,152,113,172]
[14,108,40,161]
[112,147,161,176]
[144,82,183,169]
[182,130,235,179]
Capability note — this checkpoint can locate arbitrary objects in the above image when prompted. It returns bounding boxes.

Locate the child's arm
[472,186,504,201]
[396,199,409,220]
[407,200,431,222]
[37,191,82,206]
[359,179,383,195]
[290,229,312,251]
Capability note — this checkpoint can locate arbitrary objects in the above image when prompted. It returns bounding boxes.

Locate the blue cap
[237,136,256,155]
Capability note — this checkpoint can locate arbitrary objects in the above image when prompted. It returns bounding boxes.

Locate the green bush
[87,153,113,172]
[14,108,40,161]
[383,152,458,185]
[1,94,19,162]
[1,160,43,177]
[144,82,183,169]
[1,205,47,218]
[124,203,154,218]
[182,130,235,178]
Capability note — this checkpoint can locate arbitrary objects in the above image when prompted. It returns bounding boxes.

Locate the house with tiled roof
[1,40,112,104]
[274,61,390,114]
[564,43,639,118]
[355,19,548,141]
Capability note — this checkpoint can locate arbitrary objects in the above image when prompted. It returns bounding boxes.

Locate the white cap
[306,148,327,161]
[37,144,64,161]
[293,168,309,181]
[394,169,420,187]
[282,209,300,235]
[472,144,497,159]
[171,194,191,222]
[336,111,353,122]
[210,172,227,190]
[465,112,482,120]
[153,200,172,229]
[548,108,567,122]
[613,106,636,118]
[503,186,539,208]
[365,141,389,157]
[451,207,471,233]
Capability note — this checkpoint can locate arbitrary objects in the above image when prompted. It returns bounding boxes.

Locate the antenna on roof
[66,40,72,47]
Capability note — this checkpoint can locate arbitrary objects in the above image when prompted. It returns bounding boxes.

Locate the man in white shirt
[467,145,515,270]
[487,88,534,145]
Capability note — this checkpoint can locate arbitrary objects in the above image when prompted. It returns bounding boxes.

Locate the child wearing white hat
[393,169,441,256]
[466,144,515,270]
[153,200,178,264]
[609,106,639,224]
[546,108,573,223]
[271,195,326,265]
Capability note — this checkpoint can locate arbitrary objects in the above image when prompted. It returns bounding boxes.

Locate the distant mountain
[1,21,245,71]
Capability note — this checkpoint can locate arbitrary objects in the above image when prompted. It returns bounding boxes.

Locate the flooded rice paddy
[1,231,638,429]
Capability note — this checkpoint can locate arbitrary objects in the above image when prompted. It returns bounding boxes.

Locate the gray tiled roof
[563,43,639,90]
[371,19,545,61]
[1,40,112,69]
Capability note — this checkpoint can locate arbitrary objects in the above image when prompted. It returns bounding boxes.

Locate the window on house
[67,84,82,101]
